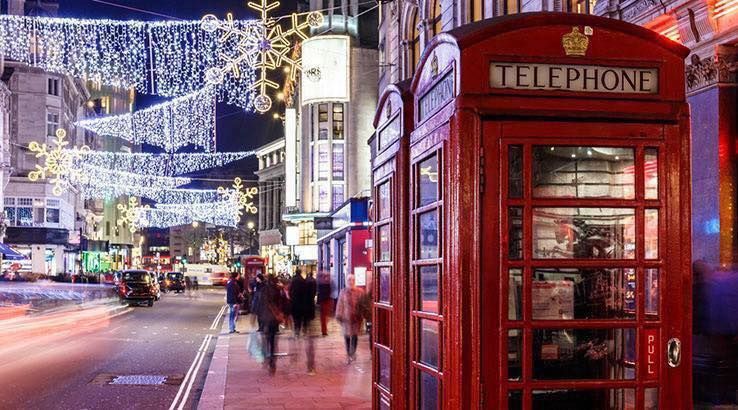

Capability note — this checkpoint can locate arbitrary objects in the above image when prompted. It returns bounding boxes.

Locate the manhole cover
[90,373,185,386]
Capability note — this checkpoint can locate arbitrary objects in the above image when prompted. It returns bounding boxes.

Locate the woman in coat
[335,274,365,363]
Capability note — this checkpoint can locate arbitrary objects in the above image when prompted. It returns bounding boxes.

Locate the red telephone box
[371,13,692,409]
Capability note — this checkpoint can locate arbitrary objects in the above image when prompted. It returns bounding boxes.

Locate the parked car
[163,272,186,293]
[118,270,159,307]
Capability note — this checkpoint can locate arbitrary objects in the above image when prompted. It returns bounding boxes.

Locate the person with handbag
[256,275,287,375]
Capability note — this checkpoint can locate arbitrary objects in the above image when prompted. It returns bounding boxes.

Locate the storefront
[371,13,691,409]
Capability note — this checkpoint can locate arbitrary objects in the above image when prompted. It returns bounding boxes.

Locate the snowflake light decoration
[201,1,323,113]
[218,177,258,219]
[27,128,90,196]
[117,197,150,233]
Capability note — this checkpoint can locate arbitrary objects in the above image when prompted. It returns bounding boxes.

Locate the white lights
[76,151,254,176]
[76,87,217,152]
[27,128,91,196]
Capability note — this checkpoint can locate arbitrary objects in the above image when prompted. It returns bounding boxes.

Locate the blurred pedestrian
[335,274,365,364]
[256,275,287,375]
[317,271,333,336]
[289,269,318,373]
[185,275,193,299]
[226,272,242,334]
[192,277,199,291]
[250,273,265,331]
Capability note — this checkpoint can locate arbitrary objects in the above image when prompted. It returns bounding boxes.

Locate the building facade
[255,137,290,275]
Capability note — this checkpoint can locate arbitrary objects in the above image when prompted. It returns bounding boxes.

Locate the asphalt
[0,287,228,410]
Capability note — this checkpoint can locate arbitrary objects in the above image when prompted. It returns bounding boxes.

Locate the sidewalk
[199,314,372,410]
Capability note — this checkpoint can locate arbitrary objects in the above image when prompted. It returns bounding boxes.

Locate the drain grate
[110,375,167,385]
[90,373,184,386]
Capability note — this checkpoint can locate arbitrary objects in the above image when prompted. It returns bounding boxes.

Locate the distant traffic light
[234,261,241,268]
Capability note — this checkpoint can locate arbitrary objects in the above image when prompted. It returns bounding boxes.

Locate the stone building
[255,137,288,275]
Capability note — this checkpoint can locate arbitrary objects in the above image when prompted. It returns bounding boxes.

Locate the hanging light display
[72,166,192,199]
[76,151,254,176]
[201,2,323,113]
[76,87,217,152]
[0,15,260,109]
[140,200,239,228]
[27,128,90,196]
[218,177,258,219]
[116,197,150,233]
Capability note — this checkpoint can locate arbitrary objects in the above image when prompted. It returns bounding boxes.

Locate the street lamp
[192,221,199,228]
[247,221,255,230]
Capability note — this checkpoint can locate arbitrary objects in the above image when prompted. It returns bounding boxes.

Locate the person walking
[250,273,266,331]
[256,275,286,375]
[226,272,242,334]
[317,271,333,336]
[289,269,318,373]
[335,274,365,364]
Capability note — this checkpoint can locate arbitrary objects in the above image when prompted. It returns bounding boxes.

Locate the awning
[0,243,26,260]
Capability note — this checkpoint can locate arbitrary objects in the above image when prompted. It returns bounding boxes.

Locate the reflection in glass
[378,181,391,220]
[646,268,659,317]
[508,329,522,381]
[645,148,658,199]
[379,396,391,410]
[378,348,391,389]
[379,267,391,304]
[508,268,522,320]
[645,387,658,410]
[533,328,636,380]
[419,211,439,259]
[532,208,636,259]
[419,319,440,369]
[419,371,439,410]
[533,146,635,199]
[532,389,635,409]
[419,265,440,313]
[508,207,523,260]
[379,224,391,262]
[419,154,439,207]
[645,209,658,259]
[508,390,522,410]
[532,268,635,320]
[509,145,523,198]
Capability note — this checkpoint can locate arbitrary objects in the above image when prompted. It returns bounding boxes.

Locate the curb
[197,307,231,410]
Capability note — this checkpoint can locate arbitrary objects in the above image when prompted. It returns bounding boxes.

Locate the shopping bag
[247,331,264,363]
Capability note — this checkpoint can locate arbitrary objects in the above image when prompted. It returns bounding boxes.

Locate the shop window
[332,143,344,180]
[432,0,442,35]
[318,103,329,122]
[46,111,59,137]
[567,0,595,14]
[332,103,344,140]
[470,0,484,21]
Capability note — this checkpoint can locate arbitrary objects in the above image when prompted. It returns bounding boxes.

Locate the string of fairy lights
[20,1,324,230]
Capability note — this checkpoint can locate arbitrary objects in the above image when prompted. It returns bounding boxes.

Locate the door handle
[667,337,681,368]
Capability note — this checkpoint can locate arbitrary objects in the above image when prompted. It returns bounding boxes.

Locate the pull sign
[645,329,659,380]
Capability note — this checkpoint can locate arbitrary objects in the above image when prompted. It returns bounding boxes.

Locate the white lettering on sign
[419,71,454,121]
[489,62,658,94]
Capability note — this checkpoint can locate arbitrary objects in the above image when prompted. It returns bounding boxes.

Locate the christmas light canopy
[28,128,90,196]
[76,151,254,177]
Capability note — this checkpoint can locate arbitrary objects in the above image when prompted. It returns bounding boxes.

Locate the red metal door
[482,120,690,409]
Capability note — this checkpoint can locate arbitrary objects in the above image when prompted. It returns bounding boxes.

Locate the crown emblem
[430,53,439,77]
[562,27,589,57]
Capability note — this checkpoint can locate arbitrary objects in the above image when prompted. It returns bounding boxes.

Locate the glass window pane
[508,145,523,198]
[419,265,440,313]
[645,148,658,199]
[532,268,636,320]
[46,208,60,223]
[508,329,522,381]
[645,209,658,259]
[18,207,32,226]
[532,207,636,259]
[419,319,440,369]
[332,185,344,209]
[419,371,439,410]
[379,267,391,303]
[645,387,658,410]
[508,268,522,320]
[378,181,391,220]
[332,144,344,180]
[646,268,659,317]
[33,207,44,224]
[508,390,522,410]
[318,144,329,180]
[379,395,391,410]
[533,146,635,199]
[532,389,635,409]
[418,211,439,259]
[378,348,391,389]
[419,154,439,207]
[5,207,16,226]
[508,207,523,260]
[533,328,636,380]
[378,224,391,262]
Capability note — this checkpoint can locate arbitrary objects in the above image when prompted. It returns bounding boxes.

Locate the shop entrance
[483,121,686,408]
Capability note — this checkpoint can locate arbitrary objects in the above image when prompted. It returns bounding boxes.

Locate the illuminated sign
[418,70,454,121]
[489,62,658,94]
[301,35,350,104]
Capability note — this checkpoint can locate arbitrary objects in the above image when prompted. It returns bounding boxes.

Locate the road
[0,287,227,410]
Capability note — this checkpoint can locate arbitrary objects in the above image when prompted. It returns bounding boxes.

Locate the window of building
[470,0,485,21]
[411,11,421,72]
[333,103,344,140]
[332,143,344,180]
[318,183,331,212]
[46,199,60,224]
[432,0,443,35]
[332,184,344,209]
[47,77,59,96]
[568,0,594,13]
[46,111,59,137]
[318,143,330,181]
[498,0,520,14]
[318,103,329,122]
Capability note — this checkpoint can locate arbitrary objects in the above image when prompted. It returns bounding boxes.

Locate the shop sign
[489,62,658,94]
[419,70,454,121]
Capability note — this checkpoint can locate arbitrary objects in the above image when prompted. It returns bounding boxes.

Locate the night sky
[58,0,299,184]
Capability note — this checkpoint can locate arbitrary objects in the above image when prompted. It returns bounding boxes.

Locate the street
[0,287,226,410]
